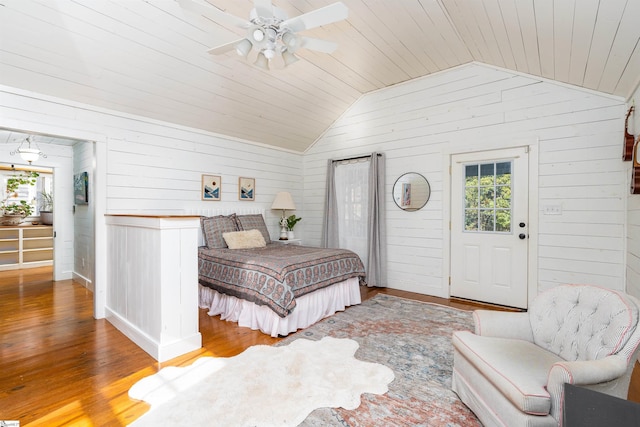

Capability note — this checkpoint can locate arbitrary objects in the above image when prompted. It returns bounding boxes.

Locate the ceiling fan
[179,0,349,70]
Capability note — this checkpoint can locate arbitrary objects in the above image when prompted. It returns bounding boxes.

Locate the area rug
[128,336,395,426]
[282,294,481,426]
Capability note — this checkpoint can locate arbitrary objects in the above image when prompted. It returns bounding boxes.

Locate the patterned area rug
[279,294,481,426]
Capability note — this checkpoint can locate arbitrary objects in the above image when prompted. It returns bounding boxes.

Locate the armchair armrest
[548,355,628,388]
[473,310,533,341]
[546,355,629,421]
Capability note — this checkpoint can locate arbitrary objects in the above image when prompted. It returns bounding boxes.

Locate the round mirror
[392,172,430,211]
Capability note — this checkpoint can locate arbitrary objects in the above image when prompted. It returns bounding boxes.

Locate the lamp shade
[282,50,299,67]
[254,51,269,70]
[11,136,46,164]
[235,39,252,57]
[19,148,40,163]
[271,192,296,211]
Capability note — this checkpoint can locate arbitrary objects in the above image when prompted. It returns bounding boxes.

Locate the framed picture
[401,183,411,207]
[74,172,89,205]
[201,174,221,201]
[238,177,255,201]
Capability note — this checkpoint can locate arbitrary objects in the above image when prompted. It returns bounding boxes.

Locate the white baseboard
[72,272,93,291]
[105,307,202,362]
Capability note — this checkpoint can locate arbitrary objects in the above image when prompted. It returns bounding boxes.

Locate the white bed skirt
[199,278,362,337]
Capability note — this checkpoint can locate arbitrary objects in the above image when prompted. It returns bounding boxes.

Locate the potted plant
[1,171,39,226]
[39,189,53,225]
[1,200,34,225]
[285,214,302,240]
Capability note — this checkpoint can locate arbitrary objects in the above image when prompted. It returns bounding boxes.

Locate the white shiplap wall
[626,85,640,300]
[0,85,304,235]
[1,84,303,318]
[73,141,95,290]
[304,63,628,301]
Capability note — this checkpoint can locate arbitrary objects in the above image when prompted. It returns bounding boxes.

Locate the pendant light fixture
[10,135,47,164]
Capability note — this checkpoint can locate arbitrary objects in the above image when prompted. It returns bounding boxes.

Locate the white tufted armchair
[451,284,640,426]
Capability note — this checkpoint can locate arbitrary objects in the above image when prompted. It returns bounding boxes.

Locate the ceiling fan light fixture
[282,31,298,50]
[190,1,349,70]
[263,48,276,60]
[282,50,299,67]
[251,27,265,42]
[254,51,270,70]
[235,39,252,57]
[265,27,277,41]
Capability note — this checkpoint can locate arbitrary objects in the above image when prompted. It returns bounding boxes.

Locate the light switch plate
[543,205,562,215]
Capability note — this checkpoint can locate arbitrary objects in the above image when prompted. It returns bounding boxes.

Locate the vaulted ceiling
[1,0,638,152]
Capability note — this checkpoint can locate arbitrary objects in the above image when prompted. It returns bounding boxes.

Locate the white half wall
[304,63,628,300]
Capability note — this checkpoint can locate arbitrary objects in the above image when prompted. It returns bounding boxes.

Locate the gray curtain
[321,153,387,287]
[321,159,339,248]
[367,152,386,287]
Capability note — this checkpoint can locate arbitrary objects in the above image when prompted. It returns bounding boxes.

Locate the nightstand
[273,239,302,245]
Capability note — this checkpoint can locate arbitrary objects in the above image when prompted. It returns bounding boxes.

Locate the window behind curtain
[334,159,370,270]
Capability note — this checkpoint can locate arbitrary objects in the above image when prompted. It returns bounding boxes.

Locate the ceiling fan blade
[207,38,245,55]
[253,0,273,19]
[299,37,338,54]
[282,2,348,33]
[178,0,249,29]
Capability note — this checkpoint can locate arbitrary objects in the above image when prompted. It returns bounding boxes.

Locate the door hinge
[448,276,451,286]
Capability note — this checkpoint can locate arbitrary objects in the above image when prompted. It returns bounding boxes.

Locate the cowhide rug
[128,336,394,426]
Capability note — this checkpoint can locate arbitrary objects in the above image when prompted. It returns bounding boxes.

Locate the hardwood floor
[1,267,639,426]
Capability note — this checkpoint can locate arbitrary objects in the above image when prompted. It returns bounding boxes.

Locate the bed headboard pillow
[201,214,239,248]
[235,214,272,243]
[222,229,267,249]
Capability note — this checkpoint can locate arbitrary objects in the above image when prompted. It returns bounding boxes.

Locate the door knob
[519,233,527,240]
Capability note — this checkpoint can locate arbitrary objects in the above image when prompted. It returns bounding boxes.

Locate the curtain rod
[332,153,383,163]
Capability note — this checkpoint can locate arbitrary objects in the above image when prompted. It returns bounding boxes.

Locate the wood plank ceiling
[0,0,638,152]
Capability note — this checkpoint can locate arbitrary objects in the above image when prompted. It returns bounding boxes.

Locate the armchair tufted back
[529,284,640,361]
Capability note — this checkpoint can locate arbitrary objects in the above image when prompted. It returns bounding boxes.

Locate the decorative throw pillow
[201,214,238,249]
[235,214,271,243]
[222,229,267,249]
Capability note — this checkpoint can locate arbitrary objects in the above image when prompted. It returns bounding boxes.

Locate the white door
[450,147,529,309]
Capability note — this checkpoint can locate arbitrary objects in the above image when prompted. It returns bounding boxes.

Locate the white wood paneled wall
[73,141,95,290]
[304,63,628,300]
[1,84,303,318]
[0,85,303,234]
[626,85,640,300]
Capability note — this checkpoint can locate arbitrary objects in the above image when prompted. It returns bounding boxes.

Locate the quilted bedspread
[198,243,366,318]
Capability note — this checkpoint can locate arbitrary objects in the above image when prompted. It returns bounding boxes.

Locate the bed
[197,212,365,337]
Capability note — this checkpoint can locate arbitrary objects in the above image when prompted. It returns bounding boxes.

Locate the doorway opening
[0,128,97,306]
[0,164,54,273]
